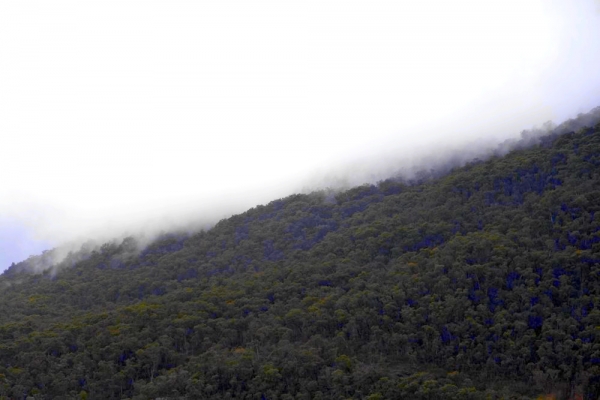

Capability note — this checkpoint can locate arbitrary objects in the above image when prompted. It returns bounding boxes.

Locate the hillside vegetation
[1,109,600,399]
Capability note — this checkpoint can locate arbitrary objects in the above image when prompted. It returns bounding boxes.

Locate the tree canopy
[1,109,600,399]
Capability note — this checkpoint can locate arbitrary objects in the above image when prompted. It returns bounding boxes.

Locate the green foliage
[0,109,600,398]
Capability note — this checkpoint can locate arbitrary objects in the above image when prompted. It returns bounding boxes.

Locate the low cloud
[1,0,599,272]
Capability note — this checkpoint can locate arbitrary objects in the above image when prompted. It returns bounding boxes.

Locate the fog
[1,0,600,272]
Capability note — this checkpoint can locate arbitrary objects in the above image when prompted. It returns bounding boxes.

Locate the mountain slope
[1,110,600,399]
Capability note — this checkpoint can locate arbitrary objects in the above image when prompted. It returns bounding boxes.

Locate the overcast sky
[1,0,600,272]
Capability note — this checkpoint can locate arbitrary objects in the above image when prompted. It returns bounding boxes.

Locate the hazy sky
[1,1,600,271]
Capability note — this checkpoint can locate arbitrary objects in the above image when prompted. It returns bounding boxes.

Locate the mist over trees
[1,108,600,398]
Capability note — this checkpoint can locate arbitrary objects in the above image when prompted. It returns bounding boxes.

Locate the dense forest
[1,108,600,399]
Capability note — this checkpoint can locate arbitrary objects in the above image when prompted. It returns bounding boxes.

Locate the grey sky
[1,1,599,271]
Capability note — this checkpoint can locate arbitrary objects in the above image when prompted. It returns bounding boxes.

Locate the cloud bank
[1,0,599,271]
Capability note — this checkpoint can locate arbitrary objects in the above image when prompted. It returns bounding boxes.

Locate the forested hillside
[2,109,600,399]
